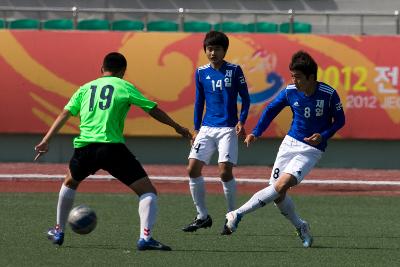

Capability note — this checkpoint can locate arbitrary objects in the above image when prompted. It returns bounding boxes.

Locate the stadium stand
[77,19,109,30]
[111,20,144,31]
[279,21,312,33]
[0,19,5,28]
[9,18,40,29]
[247,22,278,33]
[0,0,399,34]
[147,20,178,32]
[214,21,248,33]
[43,19,73,30]
[183,21,212,32]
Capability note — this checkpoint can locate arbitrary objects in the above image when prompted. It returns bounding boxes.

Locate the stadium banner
[0,30,399,139]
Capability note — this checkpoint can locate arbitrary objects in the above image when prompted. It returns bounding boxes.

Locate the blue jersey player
[182,31,250,234]
[224,51,345,247]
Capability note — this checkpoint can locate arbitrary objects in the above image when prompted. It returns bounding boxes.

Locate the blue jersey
[194,61,250,130]
[252,82,345,151]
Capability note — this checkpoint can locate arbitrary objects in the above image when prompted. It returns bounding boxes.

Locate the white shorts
[188,126,238,165]
[269,135,323,185]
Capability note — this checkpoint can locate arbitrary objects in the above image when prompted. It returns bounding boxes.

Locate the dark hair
[103,52,127,73]
[289,50,318,80]
[203,31,229,52]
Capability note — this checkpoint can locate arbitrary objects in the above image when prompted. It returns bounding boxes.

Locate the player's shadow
[311,234,400,250]
[187,232,400,251]
[178,232,289,252]
[244,232,400,240]
[171,248,288,253]
[63,244,128,250]
[311,245,400,250]
[63,244,287,253]
[318,234,400,239]
[63,232,400,252]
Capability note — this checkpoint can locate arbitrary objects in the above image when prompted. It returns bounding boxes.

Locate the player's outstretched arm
[149,107,192,139]
[244,134,257,147]
[34,109,71,161]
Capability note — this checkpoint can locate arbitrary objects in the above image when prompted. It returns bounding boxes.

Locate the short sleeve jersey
[65,76,157,148]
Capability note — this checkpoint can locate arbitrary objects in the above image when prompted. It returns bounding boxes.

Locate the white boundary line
[0,174,400,186]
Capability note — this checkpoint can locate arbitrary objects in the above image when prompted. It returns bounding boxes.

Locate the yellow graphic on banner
[118,33,195,134]
[0,31,194,136]
[120,33,192,101]
[30,92,79,130]
[288,35,400,123]
[2,31,398,137]
[0,31,77,98]
[0,31,79,133]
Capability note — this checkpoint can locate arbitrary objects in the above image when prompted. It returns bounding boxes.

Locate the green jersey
[65,76,157,148]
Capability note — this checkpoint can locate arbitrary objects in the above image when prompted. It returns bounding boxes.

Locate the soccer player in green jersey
[34,52,192,251]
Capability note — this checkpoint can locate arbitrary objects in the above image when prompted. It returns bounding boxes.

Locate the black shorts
[69,143,148,186]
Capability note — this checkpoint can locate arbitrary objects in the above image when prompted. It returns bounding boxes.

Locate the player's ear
[101,66,104,74]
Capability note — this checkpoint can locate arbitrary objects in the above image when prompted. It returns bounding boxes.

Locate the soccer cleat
[47,224,64,246]
[182,215,212,232]
[137,238,172,251]
[296,221,313,248]
[224,211,242,235]
[220,219,232,235]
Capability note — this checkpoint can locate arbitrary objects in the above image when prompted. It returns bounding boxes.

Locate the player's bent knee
[219,171,233,182]
[274,174,297,194]
[187,167,202,178]
[218,163,233,181]
[273,181,291,195]
[64,176,80,190]
[187,159,204,178]
[128,176,157,196]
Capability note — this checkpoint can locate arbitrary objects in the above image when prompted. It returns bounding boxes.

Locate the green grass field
[1,192,399,266]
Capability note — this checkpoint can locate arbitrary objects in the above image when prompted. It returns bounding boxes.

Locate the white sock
[275,196,303,229]
[236,185,279,215]
[57,184,76,231]
[138,192,157,241]
[189,177,208,220]
[222,179,236,212]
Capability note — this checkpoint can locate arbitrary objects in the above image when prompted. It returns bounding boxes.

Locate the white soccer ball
[68,205,97,235]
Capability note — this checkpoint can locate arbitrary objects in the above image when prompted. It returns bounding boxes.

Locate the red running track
[1,163,399,196]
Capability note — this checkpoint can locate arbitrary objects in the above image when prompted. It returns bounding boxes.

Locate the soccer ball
[68,205,97,235]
